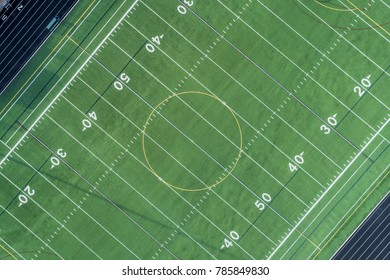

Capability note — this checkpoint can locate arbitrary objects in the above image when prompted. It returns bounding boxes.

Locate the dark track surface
[0,0,78,93]
[333,192,390,260]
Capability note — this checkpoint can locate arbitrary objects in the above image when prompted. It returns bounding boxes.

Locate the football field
[0,0,389,260]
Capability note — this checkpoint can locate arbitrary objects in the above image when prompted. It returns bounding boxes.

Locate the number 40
[221,231,239,249]
[289,152,304,172]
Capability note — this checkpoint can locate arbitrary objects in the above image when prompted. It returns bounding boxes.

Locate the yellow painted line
[295,228,322,251]
[142,91,243,192]
[346,0,390,36]
[315,0,360,12]
[67,35,88,54]
[67,35,81,48]
[0,0,97,117]
[0,242,17,260]
[314,169,389,259]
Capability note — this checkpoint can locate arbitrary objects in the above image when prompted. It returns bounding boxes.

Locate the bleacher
[0,0,11,11]
[0,0,78,94]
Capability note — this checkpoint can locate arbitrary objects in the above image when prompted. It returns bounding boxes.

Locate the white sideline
[1,0,120,144]
[0,0,140,166]
[268,117,389,259]
[287,140,387,259]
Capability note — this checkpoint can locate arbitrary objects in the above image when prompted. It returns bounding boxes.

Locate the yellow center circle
[142,91,243,192]
[314,0,365,12]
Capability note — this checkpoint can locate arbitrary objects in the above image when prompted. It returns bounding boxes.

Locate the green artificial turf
[0,0,388,260]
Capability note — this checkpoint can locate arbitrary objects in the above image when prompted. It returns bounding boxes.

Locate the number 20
[354,75,371,97]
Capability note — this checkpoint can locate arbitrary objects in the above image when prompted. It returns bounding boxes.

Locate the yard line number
[320,114,338,135]
[114,72,131,91]
[289,152,305,172]
[177,0,194,15]
[50,149,67,169]
[221,230,239,250]
[254,193,272,211]
[354,75,372,97]
[145,35,164,53]
[18,185,35,207]
[82,111,98,131]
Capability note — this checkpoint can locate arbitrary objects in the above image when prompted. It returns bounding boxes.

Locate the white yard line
[268,118,389,259]
[141,0,343,170]
[281,139,386,259]
[2,144,141,259]
[0,0,96,111]
[0,0,216,260]
[0,0,140,166]
[380,0,390,8]
[225,0,389,124]
[46,115,180,259]
[256,0,390,131]
[60,93,254,259]
[45,114,216,260]
[120,22,325,201]
[192,0,388,142]
[106,26,343,251]
[337,0,390,43]
[47,97,220,259]
[142,6,390,258]
[0,236,25,260]
[2,0,127,143]
[0,159,104,259]
[0,203,64,260]
[258,0,390,113]
[79,40,316,256]
[295,0,390,77]
[2,0,385,260]
[78,77,277,246]
[182,0,389,152]
[106,37,311,210]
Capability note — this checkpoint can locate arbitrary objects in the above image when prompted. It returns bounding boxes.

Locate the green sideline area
[0,0,388,260]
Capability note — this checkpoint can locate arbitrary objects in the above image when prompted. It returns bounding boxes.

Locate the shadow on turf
[48,173,178,232]
[1,154,178,229]
[42,174,241,258]
[2,156,241,259]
